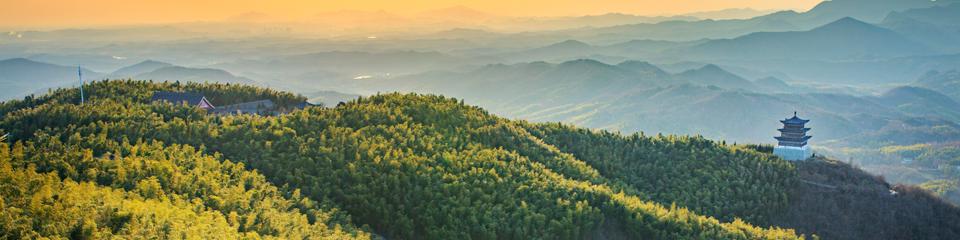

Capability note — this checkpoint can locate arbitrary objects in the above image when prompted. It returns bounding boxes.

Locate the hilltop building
[211,99,275,115]
[774,112,813,161]
[150,91,316,115]
[150,91,215,110]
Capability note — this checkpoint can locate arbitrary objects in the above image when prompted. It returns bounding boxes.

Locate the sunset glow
[3,0,822,28]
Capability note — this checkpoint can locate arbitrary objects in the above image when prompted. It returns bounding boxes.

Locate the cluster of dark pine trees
[0,80,809,239]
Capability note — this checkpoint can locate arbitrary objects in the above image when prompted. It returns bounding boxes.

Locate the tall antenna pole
[78,65,84,104]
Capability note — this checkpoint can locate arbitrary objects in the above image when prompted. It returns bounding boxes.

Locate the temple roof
[778,128,811,132]
[780,112,810,124]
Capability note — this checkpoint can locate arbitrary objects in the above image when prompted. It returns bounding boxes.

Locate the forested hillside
[1,80,958,239]
[523,123,960,239]
[522,123,795,223]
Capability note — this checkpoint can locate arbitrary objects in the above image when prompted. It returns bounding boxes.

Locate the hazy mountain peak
[152,66,217,73]
[1,57,42,65]
[764,10,802,18]
[0,58,99,74]
[883,2,960,23]
[616,60,658,70]
[790,0,960,28]
[682,8,777,20]
[675,64,757,91]
[112,60,173,77]
[697,64,726,73]
[815,17,873,30]
[0,58,96,73]
[127,60,172,68]
[549,39,591,48]
[680,64,743,81]
[137,59,170,65]
[616,60,671,78]
[878,86,960,113]
[558,58,608,67]
[685,14,931,60]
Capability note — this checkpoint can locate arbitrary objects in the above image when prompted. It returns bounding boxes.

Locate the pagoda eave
[775,136,812,141]
[780,115,810,124]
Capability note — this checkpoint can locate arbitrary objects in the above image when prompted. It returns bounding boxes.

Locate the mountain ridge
[110,59,173,77]
[680,17,931,60]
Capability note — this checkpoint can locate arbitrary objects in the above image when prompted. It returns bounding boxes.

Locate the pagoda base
[774,145,812,161]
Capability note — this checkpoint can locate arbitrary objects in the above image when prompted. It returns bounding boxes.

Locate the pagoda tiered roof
[775,112,812,148]
[779,111,809,124]
[780,116,810,124]
[775,136,812,142]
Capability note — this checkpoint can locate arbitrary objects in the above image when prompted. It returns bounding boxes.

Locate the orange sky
[2,0,823,28]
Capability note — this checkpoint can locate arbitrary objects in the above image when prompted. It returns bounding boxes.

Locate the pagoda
[773,112,812,161]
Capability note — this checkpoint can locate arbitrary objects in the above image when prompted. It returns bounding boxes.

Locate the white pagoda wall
[774,145,812,161]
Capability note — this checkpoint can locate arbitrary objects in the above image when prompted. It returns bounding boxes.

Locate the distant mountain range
[559,14,802,43]
[869,86,960,121]
[485,39,706,64]
[685,17,933,60]
[715,52,960,85]
[370,59,669,112]
[105,60,258,84]
[358,59,960,145]
[498,13,698,31]
[881,3,960,52]
[110,60,173,77]
[680,17,931,61]
[682,8,777,20]
[674,64,758,91]
[0,58,99,99]
[25,53,142,73]
[213,51,477,79]
[474,11,955,85]
[914,70,960,101]
[533,0,959,44]
[0,59,260,100]
[132,66,257,84]
[763,0,956,28]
